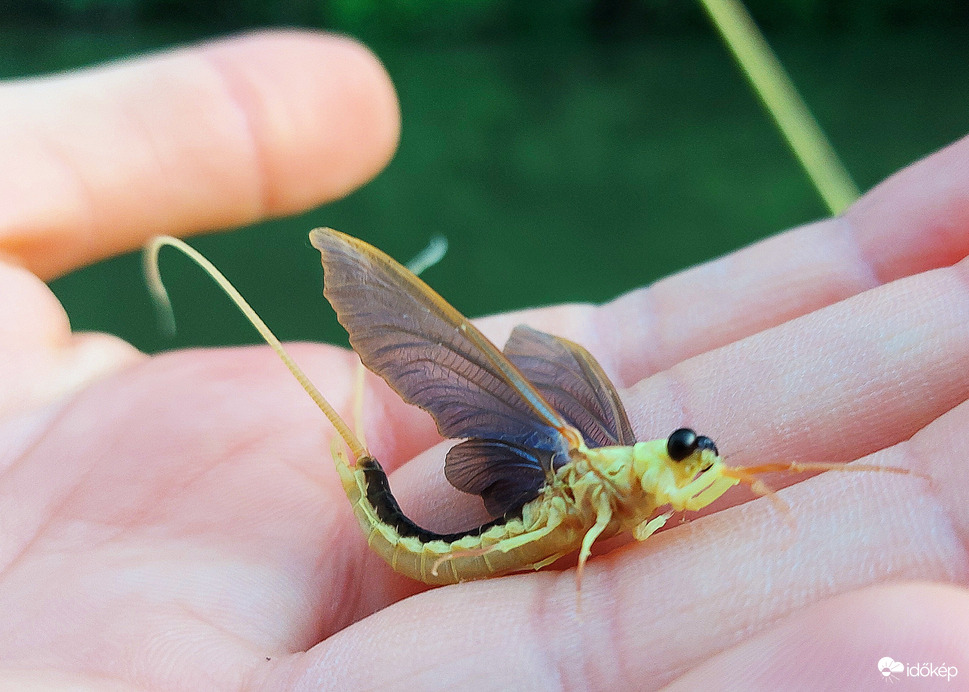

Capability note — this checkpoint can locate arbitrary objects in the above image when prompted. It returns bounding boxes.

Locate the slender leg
[633,510,674,541]
[575,493,613,592]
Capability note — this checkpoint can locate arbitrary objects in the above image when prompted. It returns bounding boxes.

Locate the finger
[0,262,141,416]
[634,255,969,472]
[367,246,969,504]
[279,459,960,688]
[664,582,969,690]
[609,132,969,385]
[294,138,969,611]
[284,397,967,689]
[0,30,399,280]
[329,241,969,607]
[471,133,969,388]
[348,134,969,463]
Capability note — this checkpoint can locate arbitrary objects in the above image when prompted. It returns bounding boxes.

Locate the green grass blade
[699,0,860,214]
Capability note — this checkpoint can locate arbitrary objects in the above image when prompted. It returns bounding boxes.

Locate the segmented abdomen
[338,455,596,585]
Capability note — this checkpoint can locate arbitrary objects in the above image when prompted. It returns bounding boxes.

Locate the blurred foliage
[18,26,969,352]
[2,0,967,38]
[4,1,968,352]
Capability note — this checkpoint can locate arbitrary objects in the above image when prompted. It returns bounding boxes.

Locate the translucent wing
[309,228,579,462]
[444,439,552,517]
[503,325,636,447]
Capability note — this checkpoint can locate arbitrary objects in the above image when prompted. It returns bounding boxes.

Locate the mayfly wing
[309,229,582,471]
[444,439,553,517]
[503,325,636,447]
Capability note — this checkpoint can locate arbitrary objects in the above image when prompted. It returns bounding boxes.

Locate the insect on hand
[308,228,751,587]
[146,229,909,588]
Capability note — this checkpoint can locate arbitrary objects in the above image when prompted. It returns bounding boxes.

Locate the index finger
[0,30,400,280]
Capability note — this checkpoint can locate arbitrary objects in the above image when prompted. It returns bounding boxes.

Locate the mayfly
[146,229,906,587]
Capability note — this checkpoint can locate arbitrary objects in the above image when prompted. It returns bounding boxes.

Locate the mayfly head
[635,428,741,512]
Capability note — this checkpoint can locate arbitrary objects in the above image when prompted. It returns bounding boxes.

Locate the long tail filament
[144,235,369,461]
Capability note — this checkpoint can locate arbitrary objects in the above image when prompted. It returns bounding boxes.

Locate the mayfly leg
[575,492,612,591]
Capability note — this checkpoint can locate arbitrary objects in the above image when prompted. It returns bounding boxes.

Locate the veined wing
[444,439,552,517]
[310,228,581,462]
[504,325,635,447]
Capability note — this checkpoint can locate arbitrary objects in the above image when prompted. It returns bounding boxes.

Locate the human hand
[1,30,967,690]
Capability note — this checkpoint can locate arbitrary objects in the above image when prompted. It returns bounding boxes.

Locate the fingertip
[200,30,401,214]
[0,262,143,416]
[665,582,969,690]
[847,132,969,283]
[0,29,401,279]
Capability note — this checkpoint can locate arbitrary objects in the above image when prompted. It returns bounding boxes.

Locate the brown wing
[444,439,553,517]
[310,228,581,464]
[503,325,636,447]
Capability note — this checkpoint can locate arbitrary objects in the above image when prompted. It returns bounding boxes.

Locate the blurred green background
[3,1,968,352]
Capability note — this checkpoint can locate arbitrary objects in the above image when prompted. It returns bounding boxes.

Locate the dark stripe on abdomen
[360,456,519,543]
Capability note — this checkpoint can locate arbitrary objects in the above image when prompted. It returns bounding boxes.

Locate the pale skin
[1,29,967,691]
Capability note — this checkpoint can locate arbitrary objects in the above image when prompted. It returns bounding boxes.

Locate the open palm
[1,31,966,691]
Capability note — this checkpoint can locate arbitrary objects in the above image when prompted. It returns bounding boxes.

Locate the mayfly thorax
[145,229,910,587]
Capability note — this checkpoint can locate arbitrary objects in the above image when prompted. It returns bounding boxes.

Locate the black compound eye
[695,435,719,457]
[667,428,698,462]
